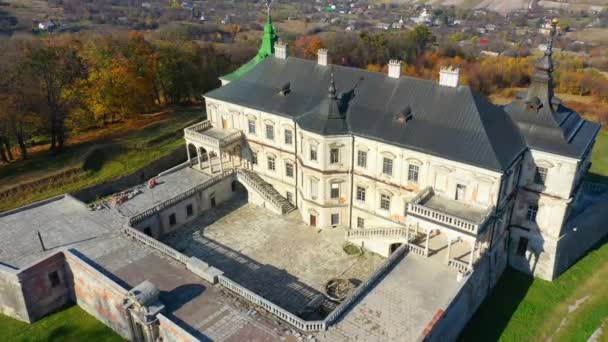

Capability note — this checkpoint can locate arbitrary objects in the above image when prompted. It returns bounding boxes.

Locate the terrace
[407,187,494,236]
[162,194,384,319]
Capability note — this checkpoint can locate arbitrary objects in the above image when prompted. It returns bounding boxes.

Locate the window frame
[169,213,177,226]
[48,271,61,288]
[356,186,366,202]
[186,204,194,217]
[285,162,294,178]
[251,152,258,165]
[330,148,339,164]
[310,178,318,199]
[310,145,318,162]
[526,205,538,222]
[267,155,276,171]
[357,217,365,228]
[284,129,293,145]
[516,237,528,256]
[330,183,340,199]
[265,124,275,141]
[534,167,548,186]
[248,119,256,134]
[357,150,367,168]
[408,164,420,182]
[382,157,393,176]
[380,193,391,210]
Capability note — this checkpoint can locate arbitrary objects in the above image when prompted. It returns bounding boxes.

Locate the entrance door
[310,215,316,227]
[222,118,228,129]
[211,196,216,208]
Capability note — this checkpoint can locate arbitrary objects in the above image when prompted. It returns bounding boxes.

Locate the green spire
[256,0,278,60]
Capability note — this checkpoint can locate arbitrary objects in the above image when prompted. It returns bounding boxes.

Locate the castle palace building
[184,18,602,282]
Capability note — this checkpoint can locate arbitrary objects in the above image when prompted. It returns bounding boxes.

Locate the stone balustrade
[345,227,408,240]
[448,258,471,274]
[129,169,235,226]
[184,120,243,148]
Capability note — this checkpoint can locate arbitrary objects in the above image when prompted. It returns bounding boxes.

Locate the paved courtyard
[162,194,384,317]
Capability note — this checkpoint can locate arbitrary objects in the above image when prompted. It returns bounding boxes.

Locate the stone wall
[158,313,199,342]
[64,251,132,339]
[423,243,507,341]
[0,264,28,322]
[72,146,187,203]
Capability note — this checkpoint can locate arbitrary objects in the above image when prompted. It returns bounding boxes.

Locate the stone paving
[162,195,384,317]
[318,254,461,342]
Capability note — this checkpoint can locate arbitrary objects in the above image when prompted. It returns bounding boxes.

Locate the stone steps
[237,169,296,214]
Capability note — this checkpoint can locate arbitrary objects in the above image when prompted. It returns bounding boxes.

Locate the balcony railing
[184,120,243,148]
[407,187,493,235]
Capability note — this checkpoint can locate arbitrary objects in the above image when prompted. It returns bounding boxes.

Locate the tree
[22,39,86,151]
[294,36,326,59]
[407,25,436,59]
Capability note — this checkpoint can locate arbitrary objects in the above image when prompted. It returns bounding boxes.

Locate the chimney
[439,66,460,88]
[388,59,402,79]
[275,41,287,60]
[317,48,328,66]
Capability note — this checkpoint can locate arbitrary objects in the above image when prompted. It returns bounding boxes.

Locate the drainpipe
[348,135,355,229]
[294,119,299,207]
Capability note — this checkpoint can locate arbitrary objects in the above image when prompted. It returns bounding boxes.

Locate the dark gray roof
[503,96,600,158]
[205,57,528,172]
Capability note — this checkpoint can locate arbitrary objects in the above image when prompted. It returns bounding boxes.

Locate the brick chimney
[439,66,460,88]
[317,48,328,66]
[388,59,402,79]
[274,41,287,60]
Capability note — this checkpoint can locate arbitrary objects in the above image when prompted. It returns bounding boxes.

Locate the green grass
[588,130,608,184]
[0,306,123,342]
[459,239,608,342]
[0,111,201,211]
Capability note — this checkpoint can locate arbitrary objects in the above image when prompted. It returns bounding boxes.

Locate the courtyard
[162,193,384,318]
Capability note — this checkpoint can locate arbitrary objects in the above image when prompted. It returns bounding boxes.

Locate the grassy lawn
[0,110,202,212]
[588,130,608,184]
[0,306,123,342]
[460,239,608,342]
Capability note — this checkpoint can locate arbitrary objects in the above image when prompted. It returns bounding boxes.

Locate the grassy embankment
[0,306,122,342]
[0,109,202,212]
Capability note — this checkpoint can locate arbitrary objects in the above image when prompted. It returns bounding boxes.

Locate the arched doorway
[389,243,403,255]
[198,146,209,171]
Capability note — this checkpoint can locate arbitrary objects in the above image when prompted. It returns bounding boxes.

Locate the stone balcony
[184,120,243,150]
[407,187,494,236]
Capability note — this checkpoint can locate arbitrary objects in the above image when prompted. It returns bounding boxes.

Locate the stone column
[424,229,430,257]
[405,226,410,244]
[220,150,225,173]
[468,242,475,269]
[196,148,201,169]
[446,238,452,264]
[186,144,191,163]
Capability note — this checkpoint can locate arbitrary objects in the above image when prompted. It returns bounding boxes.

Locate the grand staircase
[236,169,296,215]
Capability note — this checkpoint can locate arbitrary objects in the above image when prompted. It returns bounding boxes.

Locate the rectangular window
[382,158,393,176]
[186,204,193,217]
[266,124,274,140]
[380,194,391,210]
[456,184,467,201]
[526,205,538,222]
[516,237,528,256]
[285,162,294,178]
[534,167,548,185]
[267,156,276,171]
[310,179,318,198]
[408,165,419,182]
[356,186,366,202]
[331,183,340,199]
[248,119,256,134]
[357,217,365,228]
[251,152,258,165]
[284,130,293,145]
[331,213,340,226]
[310,145,317,161]
[48,271,60,288]
[330,148,339,164]
[357,150,367,168]
[169,213,177,226]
